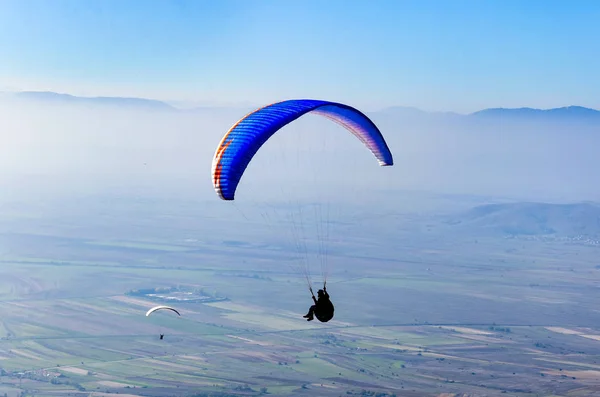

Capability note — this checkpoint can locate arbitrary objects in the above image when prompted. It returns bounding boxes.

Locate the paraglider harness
[309,282,334,323]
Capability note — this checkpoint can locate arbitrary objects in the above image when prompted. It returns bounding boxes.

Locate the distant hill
[3,91,257,115]
[469,106,600,122]
[447,202,600,237]
[12,91,176,111]
[3,90,600,123]
[370,105,600,125]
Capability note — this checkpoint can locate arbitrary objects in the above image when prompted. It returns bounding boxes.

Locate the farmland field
[0,193,599,396]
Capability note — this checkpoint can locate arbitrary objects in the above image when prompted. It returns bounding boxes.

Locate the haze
[1,1,600,396]
[1,96,598,204]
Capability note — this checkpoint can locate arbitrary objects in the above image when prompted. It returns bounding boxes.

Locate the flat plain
[0,193,599,397]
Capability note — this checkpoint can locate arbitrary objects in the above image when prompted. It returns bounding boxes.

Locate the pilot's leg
[303,305,315,320]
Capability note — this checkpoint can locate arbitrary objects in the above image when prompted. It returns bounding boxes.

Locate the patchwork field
[0,195,598,396]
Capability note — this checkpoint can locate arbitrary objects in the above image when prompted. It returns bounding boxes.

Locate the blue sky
[0,0,598,112]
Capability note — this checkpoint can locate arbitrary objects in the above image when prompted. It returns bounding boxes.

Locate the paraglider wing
[145,306,181,317]
[212,99,394,201]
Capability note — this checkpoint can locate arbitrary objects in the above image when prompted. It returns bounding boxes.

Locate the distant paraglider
[211,99,393,322]
[146,306,181,339]
[146,306,181,317]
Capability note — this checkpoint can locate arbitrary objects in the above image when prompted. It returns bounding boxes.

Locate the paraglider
[145,306,181,317]
[211,99,393,322]
[146,306,180,339]
[212,99,393,201]
[303,283,334,322]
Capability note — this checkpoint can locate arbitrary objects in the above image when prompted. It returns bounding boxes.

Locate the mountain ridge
[446,202,600,238]
[2,90,599,120]
[11,91,176,111]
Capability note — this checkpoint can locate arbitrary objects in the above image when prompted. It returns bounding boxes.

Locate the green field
[0,194,599,396]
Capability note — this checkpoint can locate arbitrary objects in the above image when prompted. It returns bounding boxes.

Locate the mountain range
[446,202,600,238]
[2,90,600,122]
